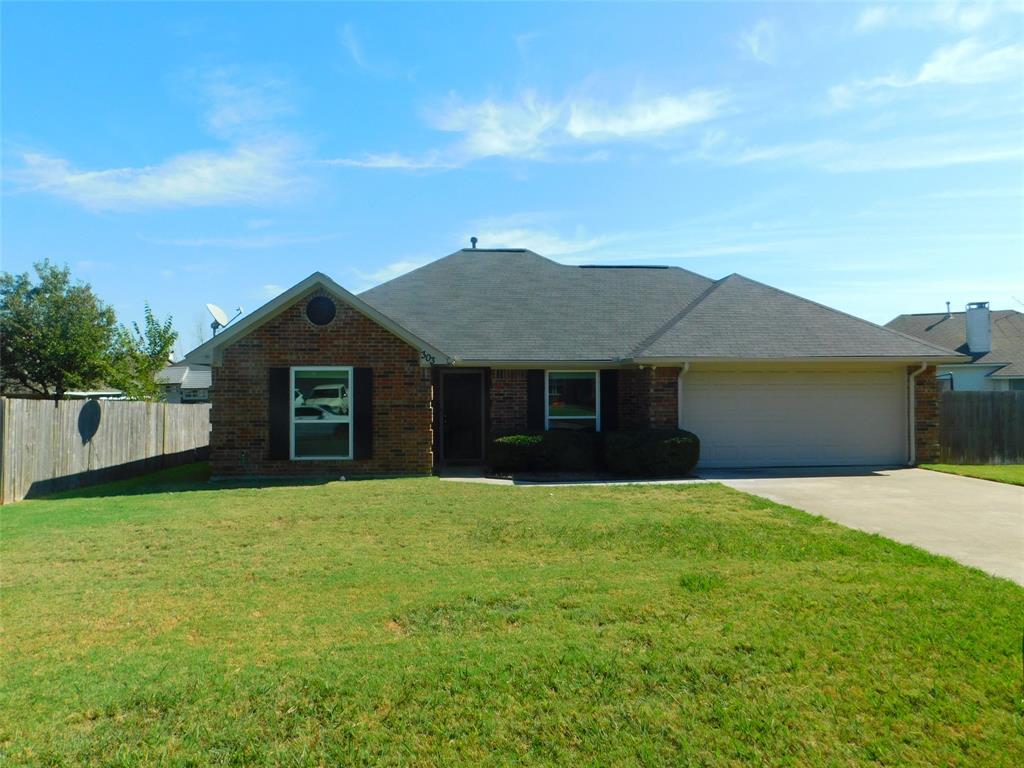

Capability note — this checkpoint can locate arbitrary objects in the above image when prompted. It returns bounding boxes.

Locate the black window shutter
[526,369,545,430]
[268,368,290,460]
[354,367,373,460]
[600,369,619,432]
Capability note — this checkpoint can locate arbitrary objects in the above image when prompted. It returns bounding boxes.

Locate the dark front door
[441,371,484,463]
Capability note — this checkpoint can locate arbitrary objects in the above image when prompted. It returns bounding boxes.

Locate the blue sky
[3,1,1022,355]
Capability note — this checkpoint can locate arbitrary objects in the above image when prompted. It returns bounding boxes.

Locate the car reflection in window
[293,405,338,420]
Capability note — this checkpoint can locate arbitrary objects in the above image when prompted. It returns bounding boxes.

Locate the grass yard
[2,465,1023,766]
[921,463,1024,487]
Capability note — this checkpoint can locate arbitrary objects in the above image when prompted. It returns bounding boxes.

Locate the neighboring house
[156,363,212,403]
[185,248,962,475]
[886,303,1024,392]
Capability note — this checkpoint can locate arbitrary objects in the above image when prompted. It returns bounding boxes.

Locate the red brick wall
[618,367,679,429]
[490,369,528,435]
[913,364,939,464]
[211,290,433,477]
[487,367,680,434]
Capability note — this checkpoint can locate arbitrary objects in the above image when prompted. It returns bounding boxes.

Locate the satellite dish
[207,303,229,327]
[206,303,242,336]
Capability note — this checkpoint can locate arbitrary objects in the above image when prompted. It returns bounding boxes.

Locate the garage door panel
[682,370,907,468]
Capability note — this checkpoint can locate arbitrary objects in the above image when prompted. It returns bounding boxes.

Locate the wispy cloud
[468,227,606,257]
[142,231,339,249]
[17,140,303,211]
[433,90,563,160]
[566,91,728,139]
[340,23,370,70]
[195,68,294,138]
[262,284,284,298]
[329,88,729,169]
[324,150,455,170]
[17,66,307,211]
[830,37,1024,107]
[701,131,1024,173]
[854,2,1008,33]
[354,259,428,286]
[738,20,779,64]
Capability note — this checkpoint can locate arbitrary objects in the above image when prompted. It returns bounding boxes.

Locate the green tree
[0,260,118,401]
[108,304,178,400]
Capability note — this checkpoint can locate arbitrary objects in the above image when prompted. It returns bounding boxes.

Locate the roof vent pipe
[965,301,991,354]
[945,301,951,319]
[470,236,478,249]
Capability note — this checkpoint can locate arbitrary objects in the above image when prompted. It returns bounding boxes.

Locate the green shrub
[489,434,544,472]
[489,431,600,473]
[603,429,700,477]
[539,430,600,472]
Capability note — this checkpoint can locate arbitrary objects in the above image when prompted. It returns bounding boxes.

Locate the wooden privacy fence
[0,397,210,503]
[939,391,1024,464]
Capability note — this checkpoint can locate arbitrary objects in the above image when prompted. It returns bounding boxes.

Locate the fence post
[0,397,6,505]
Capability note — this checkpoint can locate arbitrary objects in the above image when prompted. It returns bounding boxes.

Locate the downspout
[677,362,690,430]
[907,362,927,466]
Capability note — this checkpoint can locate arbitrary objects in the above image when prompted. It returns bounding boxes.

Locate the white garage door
[681,369,908,468]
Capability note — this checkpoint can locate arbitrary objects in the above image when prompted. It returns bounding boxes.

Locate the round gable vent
[306,296,337,326]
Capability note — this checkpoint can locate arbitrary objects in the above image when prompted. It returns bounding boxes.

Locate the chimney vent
[470,236,478,249]
[965,301,991,354]
[945,301,951,319]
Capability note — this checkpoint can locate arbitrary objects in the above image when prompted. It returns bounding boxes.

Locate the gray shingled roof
[360,249,959,362]
[886,310,1024,377]
[156,364,212,389]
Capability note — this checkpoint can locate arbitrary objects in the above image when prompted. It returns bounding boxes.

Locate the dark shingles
[638,274,960,359]
[886,310,1024,376]
[360,249,962,361]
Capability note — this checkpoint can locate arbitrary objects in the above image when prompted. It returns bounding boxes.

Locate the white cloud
[738,20,779,64]
[704,132,1024,172]
[830,38,1024,107]
[472,227,609,257]
[340,24,369,70]
[432,91,562,160]
[354,259,428,285]
[324,151,454,170]
[194,68,294,139]
[335,88,728,169]
[855,6,894,32]
[566,91,728,139]
[18,140,303,211]
[854,2,1008,33]
[262,284,284,298]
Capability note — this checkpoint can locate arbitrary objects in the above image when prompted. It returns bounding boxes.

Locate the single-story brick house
[185,248,963,477]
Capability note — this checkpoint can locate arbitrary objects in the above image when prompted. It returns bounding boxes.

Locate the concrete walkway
[701,467,1024,585]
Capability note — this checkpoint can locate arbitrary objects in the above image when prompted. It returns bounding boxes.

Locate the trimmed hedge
[489,429,700,477]
[488,434,545,473]
[489,431,599,473]
[603,429,700,477]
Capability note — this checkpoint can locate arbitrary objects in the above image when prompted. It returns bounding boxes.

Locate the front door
[441,371,484,463]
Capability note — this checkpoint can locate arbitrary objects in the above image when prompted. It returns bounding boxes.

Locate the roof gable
[185,273,448,366]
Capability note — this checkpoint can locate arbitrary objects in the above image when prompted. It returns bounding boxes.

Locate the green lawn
[2,465,1023,766]
[921,463,1024,486]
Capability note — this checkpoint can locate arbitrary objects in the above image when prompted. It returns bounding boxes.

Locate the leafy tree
[0,260,118,401]
[108,304,178,400]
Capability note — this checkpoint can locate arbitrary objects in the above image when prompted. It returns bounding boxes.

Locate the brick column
[912,365,939,464]
[618,367,679,429]
[489,369,528,435]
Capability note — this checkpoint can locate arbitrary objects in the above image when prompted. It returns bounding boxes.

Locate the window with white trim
[291,367,353,459]
[546,370,600,431]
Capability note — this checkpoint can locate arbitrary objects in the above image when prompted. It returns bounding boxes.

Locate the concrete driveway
[700,467,1024,585]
